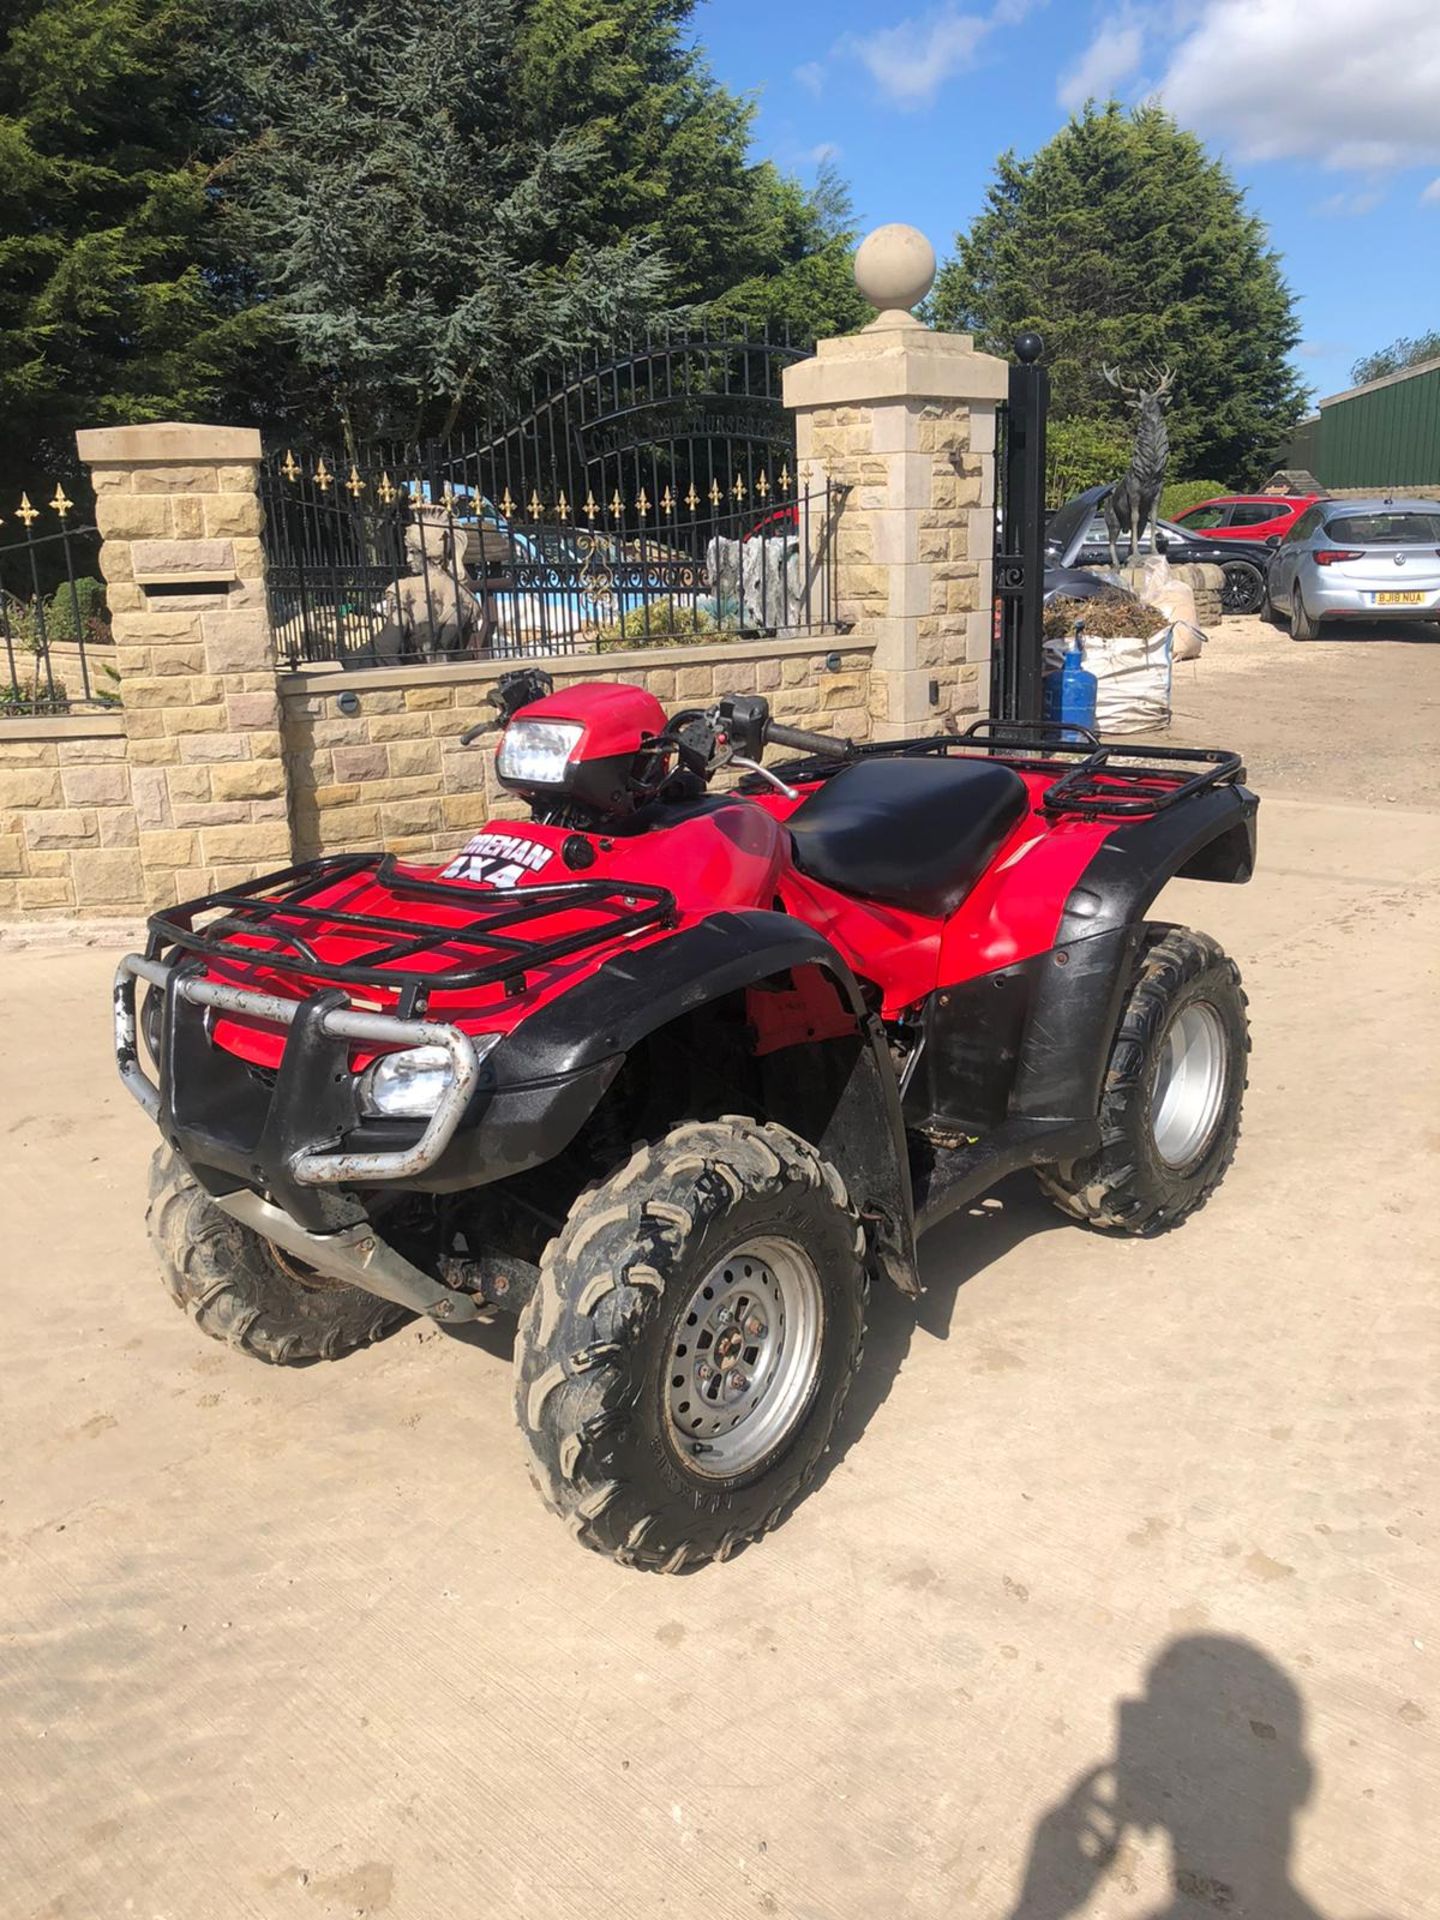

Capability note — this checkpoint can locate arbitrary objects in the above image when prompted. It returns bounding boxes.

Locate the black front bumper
[114,955,619,1232]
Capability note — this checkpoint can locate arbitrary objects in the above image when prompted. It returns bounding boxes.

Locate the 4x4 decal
[441,831,555,890]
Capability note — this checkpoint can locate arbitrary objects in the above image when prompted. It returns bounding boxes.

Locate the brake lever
[730,756,798,801]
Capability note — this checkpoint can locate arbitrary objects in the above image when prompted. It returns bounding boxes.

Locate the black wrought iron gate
[261,326,843,667]
[991,336,1050,723]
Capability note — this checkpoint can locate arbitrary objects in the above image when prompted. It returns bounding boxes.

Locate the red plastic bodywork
[202,687,1194,1068]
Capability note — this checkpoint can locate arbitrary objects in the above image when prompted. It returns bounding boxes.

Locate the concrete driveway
[2,628,1436,1918]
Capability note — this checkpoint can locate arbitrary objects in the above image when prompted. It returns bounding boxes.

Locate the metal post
[993,332,1049,723]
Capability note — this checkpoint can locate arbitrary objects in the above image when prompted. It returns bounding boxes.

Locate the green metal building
[1285,356,1440,492]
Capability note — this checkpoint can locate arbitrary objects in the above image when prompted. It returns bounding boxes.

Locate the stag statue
[1102,364,1175,571]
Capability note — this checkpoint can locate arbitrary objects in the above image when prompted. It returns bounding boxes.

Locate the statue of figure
[375,506,486,661]
[1102,365,1175,571]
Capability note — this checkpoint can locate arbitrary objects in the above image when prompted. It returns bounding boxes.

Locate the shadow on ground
[1003,1633,1392,1920]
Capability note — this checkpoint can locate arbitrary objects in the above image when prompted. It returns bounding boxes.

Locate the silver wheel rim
[1151,1001,1228,1169]
[664,1236,824,1480]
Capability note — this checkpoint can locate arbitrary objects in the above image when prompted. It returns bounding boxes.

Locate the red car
[1171,494,1320,542]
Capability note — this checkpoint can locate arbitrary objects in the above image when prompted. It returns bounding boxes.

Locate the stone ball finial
[854,224,936,325]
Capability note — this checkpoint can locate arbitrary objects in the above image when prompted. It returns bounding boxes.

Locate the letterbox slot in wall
[140,578,233,599]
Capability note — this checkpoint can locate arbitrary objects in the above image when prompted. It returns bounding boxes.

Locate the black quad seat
[786,755,1029,918]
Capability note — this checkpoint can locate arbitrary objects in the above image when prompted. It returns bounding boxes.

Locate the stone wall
[280,637,874,860]
[76,425,286,913]
[785,324,1006,740]
[0,714,138,916]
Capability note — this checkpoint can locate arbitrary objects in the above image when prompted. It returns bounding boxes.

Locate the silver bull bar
[113,953,489,1323]
[113,953,482,1184]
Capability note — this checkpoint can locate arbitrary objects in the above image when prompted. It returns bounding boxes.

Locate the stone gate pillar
[75,425,290,910]
[783,225,1007,739]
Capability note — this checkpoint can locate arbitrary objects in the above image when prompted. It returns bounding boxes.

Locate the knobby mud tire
[514,1117,867,1572]
[146,1146,405,1363]
[1038,927,1249,1236]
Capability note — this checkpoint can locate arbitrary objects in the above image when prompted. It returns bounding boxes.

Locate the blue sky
[698,0,1440,405]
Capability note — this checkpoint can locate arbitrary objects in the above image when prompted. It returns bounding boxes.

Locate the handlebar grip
[458,720,491,746]
[766,722,851,760]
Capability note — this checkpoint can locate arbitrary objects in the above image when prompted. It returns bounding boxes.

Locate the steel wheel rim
[664,1236,824,1480]
[1151,1001,1228,1168]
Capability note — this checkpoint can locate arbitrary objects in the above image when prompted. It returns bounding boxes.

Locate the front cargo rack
[762,718,1244,819]
[145,853,676,1015]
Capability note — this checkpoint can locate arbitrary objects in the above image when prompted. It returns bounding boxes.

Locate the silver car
[1264,498,1440,639]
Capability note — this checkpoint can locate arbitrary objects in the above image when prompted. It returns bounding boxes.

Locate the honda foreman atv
[114,669,1256,1570]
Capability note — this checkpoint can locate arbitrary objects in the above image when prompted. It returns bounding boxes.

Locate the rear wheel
[515,1117,866,1570]
[1037,928,1248,1235]
[146,1146,405,1362]
[1290,583,1319,640]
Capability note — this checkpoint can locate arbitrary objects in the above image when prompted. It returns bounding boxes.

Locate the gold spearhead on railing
[660,486,674,515]
[528,490,543,520]
[377,471,397,505]
[708,480,722,507]
[583,490,598,521]
[556,490,570,521]
[756,471,770,499]
[16,493,39,527]
[685,483,699,513]
[346,465,365,498]
[610,490,623,518]
[280,449,300,482]
[635,487,650,515]
[779,462,792,493]
[50,484,73,517]
[314,458,333,492]
[732,476,746,502]
[500,488,516,519]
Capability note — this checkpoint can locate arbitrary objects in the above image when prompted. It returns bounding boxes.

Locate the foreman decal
[441,831,556,891]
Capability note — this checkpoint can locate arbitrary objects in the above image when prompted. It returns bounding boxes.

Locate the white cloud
[1057,18,1144,112]
[1156,0,1440,173]
[1423,177,1440,205]
[795,60,825,97]
[1314,187,1385,218]
[806,142,843,166]
[839,6,990,109]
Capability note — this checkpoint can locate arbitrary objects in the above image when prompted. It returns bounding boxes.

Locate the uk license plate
[1375,590,1425,605]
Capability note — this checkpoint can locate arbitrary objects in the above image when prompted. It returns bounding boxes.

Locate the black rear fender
[1009,783,1257,1124]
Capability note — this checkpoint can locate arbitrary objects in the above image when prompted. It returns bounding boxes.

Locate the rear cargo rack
[146,854,676,1014]
[763,718,1244,819]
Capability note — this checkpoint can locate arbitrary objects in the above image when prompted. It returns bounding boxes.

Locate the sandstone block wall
[280,638,875,860]
[0,716,138,916]
[76,425,286,912]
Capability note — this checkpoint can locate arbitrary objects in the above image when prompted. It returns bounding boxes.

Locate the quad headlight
[496,718,584,788]
[359,1036,500,1120]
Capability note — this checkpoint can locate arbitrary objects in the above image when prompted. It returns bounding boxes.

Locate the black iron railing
[262,466,847,668]
[262,325,849,669]
[0,487,111,716]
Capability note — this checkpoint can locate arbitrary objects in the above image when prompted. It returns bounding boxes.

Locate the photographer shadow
[1006,1634,1389,1920]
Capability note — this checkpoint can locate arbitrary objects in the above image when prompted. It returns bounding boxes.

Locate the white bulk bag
[1083,626,1174,734]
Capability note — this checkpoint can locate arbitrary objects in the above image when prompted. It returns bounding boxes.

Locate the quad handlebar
[763,719,850,760]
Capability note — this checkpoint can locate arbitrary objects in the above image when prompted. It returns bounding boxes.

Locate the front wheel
[1221,559,1265,616]
[146,1146,405,1362]
[1037,928,1249,1235]
[515,1117,866,1570]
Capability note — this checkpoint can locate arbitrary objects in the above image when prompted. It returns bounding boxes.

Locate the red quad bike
[115,670,1257,1570]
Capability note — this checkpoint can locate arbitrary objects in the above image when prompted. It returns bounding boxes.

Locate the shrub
[1046,415,1133,508]
[1044,591,1169,642]
[595,603,718,651]
[1160,479,1229,521]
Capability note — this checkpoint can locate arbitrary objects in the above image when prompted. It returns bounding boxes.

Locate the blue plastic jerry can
[1043,629,1097,742]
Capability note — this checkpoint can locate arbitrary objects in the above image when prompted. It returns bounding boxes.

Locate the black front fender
[484,912,918,1292]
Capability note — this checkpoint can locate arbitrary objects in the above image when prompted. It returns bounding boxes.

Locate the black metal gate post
[991,332,1049,723]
